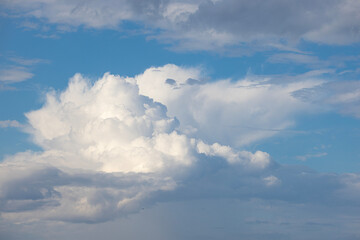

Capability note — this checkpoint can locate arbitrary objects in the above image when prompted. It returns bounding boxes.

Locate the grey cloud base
[2,0,360,51]
[1,151,359,224]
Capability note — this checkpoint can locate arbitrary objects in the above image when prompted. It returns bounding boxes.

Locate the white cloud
[263,175,281,186]
[0,68,273,223]
[1,65,360,227]
[296,152,328,161]
[196,141,270,169]
[0,66,34,83]
[136,64,321,146]
[24,72,193,173]
[0,55,48,84]
[8,56,48,66]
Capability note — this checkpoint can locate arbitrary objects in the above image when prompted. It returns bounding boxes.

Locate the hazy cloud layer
[2,0,360,51]
[293,80,360,118]
[1,65,360,226]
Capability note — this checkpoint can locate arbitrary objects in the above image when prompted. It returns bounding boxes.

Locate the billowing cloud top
[1,65,359,225]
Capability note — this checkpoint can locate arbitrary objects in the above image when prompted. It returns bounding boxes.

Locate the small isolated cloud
[0,55,48,85]
[1,65,360,227]
[8,56,48,66]
[0,66,34,83]
[0,120,23,128]
[296,152,328,161]
[263,175,281,186]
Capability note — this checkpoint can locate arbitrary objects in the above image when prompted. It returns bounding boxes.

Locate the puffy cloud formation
[1,65,360,226]
[2,0,360,50]
[25,73,189,173]
[136,64,320,146]
[0,68,271,223]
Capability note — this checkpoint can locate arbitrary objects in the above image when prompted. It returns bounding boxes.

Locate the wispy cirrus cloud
[0,66,34,83]
[0,55,48,86]
[293,80,360,118]
[296,152,328,161]
[267,52,360,72]
[268,53,324,67]
[7,56,48,66]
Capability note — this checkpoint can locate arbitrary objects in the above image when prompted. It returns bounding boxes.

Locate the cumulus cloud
[1,0,360,51]
[136,64,321,146]
[1,65,359,226]
[0,69,271,223]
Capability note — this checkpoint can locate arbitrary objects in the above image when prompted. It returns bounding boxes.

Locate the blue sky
[1,1,360,239]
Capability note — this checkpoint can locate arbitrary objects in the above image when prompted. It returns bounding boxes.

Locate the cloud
[0,66,34,83]
[0,0,169,29]
[2,0,360,51]
[0,55,48,85]
[135,64,321,146]
[1,65,360,226]
[267,53,324,67]
[293,80,360,118]
[8,56,48,66]
[0,69,270,223]
[296,152,328,161]
[0,120,23,128]
[267,53,360,70]
[178,0,360,47]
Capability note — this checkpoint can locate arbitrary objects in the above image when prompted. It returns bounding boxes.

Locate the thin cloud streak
[0,66,34,83]
[0,120,24,128]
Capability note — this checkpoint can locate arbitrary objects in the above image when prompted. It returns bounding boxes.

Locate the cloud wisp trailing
[293,80,360,119]
[135,64,321,146]
[0,120,24,128]
[1,65,360,225]
[0,55,48,87]
[0,66,34,84]
[2,0,360,52]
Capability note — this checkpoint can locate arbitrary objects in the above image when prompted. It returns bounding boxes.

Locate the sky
[0,0,360,239]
